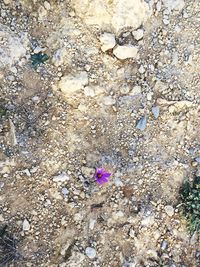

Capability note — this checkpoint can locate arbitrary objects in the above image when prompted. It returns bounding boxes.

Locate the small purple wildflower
[95,168,111,184]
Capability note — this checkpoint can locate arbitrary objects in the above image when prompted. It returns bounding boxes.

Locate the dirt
[0,0,199,266]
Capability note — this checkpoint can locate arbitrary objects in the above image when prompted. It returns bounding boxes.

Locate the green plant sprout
[179,176,200,234]
[31,52,49,69]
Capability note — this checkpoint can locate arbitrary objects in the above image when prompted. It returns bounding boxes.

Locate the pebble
[132,28,144,40]
[61,188,69,197]
[138,65,145,74]
[113,45,138,60]
[164,205,174,217]
[136,116,147,131]
[0,181,4,188]
[102,96,116,106]
[0,214,4,222]
[85,247,96,259]
[23,219,31,231]
[53,173,70,183]
[99,32,116,52]
[59,72,88,96]
[195,157,200,163]
[129,85,141,95]
[161,240,168,250]
[152,106,160,118]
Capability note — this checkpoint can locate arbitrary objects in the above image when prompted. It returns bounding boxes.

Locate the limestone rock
[164,205,174,217]
[163,0,185,11]
[73,0,152,33]
[113,45,138,60]
[132,28,144,40]
[0,24,28,69]
[59,72,88,96]
[99,32,116,52]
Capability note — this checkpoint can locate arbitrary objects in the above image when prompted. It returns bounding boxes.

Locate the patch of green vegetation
[0,106,7,117]
[31,52,49,69]
[179,176,200,234]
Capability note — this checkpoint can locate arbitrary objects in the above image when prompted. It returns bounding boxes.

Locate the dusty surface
[0,0,199,266]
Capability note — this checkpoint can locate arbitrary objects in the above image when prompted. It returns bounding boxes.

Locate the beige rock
[99,32,116,52]
[164,205,174,217]
[132,29,144,40]
[113,45,138,60]
[163,0,185,11]
[129,85,141,95]
[102,96,116,106]
[59,72,88,96]
[73,0,152,33]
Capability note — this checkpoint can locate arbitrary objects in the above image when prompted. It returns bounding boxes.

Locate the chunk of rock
[136,116,147,131]
[164,205,174,217]
[113,45,138,60]
[152,106,160,118]
[23,219,31,231]
[85,247,96,259]
[53,173,69,183]
[102,96,116,106]
[0,23,28,69]
[73,0,151,33]
[99,32,116,52]
[59,72,88,96]
[162,0,185,11]
[132,28,144,40]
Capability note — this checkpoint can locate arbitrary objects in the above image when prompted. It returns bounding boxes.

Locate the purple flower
[95,168,111,184]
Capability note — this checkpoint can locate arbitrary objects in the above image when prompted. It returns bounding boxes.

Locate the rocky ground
[0,0,200,266]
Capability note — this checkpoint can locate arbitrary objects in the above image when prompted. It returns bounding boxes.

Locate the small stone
[23,219,30,231]
[53,173,69,183]
[84,86,95,97]
[164,205,174,216]
[59,72,88,96]
[99,32,116,52]
[136,116,147,131]
[195,157,200,163]
[89,219,96,230]
[44,1,51,10]
[62,188,69,197]
[138,65,145,74]
[0,214,4,222]
[152,106,160,118]
[129,85,141,95]
[161,240,168,250]
[113,45,138,60]
[132,28,144,40]
[0,181,4,188]
[85,247,96,259]
[129,228,135,238]
[102,96,116,106]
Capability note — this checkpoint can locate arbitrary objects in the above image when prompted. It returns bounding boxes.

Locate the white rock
[113,45,138,60]
[164,205,174,217]
[99,32,116,52]
[44,1,51,10]
[152,106,160,118]
[102,96,116,106]
[85,247,96,259]
[89,219,96,230]
[59,72,88,96]
[129,228,135,238]
[162,0,185,12]
[138,65,145,74]
[0,214,4,222]
[23,219,30,231]
[132,29,144,40]
[53,173,69,183]
[129,85,141,95]
[0,24,28,69]
[73,0,151,33]
[84,86,95,97]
